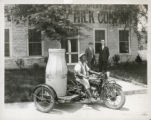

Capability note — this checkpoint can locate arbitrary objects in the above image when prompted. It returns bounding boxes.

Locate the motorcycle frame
[33,74,122,103]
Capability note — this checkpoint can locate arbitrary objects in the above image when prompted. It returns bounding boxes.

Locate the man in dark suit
[99,40,110,72]
[85,42,95,69]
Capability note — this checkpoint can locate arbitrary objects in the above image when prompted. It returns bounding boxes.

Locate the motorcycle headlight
[106,72,110,78]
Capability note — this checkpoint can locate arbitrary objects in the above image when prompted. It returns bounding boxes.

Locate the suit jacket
[99,46,109,62]
[85,47,94,63]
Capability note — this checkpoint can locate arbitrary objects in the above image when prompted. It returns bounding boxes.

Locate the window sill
[67,63,77,65]
[119,53,131,55]
[5,56,44,59]
[5,57,12,60]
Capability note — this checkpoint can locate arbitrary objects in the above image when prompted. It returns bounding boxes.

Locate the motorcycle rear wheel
[104,88,125,109]
[33,86,55,113]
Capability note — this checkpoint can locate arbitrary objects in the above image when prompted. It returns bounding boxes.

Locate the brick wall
[5,12,138,69]
[5,21,60,69]
[12,23,28,57]
[78,23,138,63]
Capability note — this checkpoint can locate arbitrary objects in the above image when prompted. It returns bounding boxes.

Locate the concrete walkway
[110,77,147,95]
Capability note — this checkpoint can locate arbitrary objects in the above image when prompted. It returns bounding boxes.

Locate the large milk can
[45,49,68,97]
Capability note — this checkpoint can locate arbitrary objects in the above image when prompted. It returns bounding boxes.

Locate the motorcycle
[33,72,125,113]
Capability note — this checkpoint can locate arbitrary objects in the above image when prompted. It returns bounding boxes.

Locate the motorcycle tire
[33,86,55,113]
[104,88,125,110]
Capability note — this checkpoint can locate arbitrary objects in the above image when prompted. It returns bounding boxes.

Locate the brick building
[5,5,138,69]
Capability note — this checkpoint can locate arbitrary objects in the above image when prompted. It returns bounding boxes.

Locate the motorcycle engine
[91,86,99,98]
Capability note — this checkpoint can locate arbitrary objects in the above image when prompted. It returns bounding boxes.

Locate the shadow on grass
[108,62,147,84]
[5,68,45,103]
[5,68,75,103]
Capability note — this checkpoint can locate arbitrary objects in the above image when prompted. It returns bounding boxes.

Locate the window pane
[5,29,9,43]
[95,30,105,54]
[29,29,41,56]
[29,29,41,42]
[5,29,10,56]
[61,40,68,52]
[71,54,78,63]
[95,30,105,42]
[120,42,129,53]
[71,39,78,52]
[65,54,69,63]
[5,43,10,57]
[95,43,101,53]
[119,30,129,42]
[29,43,41,55]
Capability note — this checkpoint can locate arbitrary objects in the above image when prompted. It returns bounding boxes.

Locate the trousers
[76,77,90,89]
[99,61,108,72]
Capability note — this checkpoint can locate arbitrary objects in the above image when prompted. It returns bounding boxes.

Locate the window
[28,29,42,56]
[95,30,105,53]
[119,30,129,53]
[5,29,10,57]
[61,39,79,64]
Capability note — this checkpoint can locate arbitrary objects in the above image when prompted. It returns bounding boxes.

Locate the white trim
[68,40,71,63]
[65,27,80,65]
[67,63,77,65]
[93,28,107,53]
[66,38,79,65]
[78,32,80,58]
[26,37,29,56]
[118,28,131,55]
[26,20,29,56]
[41,40,44,56]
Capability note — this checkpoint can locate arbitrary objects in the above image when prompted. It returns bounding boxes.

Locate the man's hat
[79,53,85,59]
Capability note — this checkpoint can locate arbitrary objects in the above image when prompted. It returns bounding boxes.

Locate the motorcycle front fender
[113,83,122,90]
[107,80,122,90]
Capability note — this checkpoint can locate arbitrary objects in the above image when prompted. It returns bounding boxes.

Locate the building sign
[74,11,95,23]
[73,10,129,25]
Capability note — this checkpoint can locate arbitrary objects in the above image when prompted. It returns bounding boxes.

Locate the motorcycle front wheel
[33,86,55,113]
[103,88,125,109]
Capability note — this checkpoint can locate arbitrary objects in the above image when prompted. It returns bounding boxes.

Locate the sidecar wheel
[33,86,55,113]
[104,88,125,110]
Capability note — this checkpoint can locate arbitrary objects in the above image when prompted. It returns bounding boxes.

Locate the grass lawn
[5,68,75,103]
[5,61,147,103]
[109,62,147,84]
[5,68,45,103]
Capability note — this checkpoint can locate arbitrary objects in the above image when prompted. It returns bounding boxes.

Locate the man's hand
[97,72,102,75]
[84,76,89,79]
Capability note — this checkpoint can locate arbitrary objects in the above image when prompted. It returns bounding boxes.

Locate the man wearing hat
[85,42,95,69]
[74,53,100,103]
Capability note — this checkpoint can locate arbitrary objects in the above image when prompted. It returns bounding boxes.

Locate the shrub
[15,59,24,70]
[135,55,142,63]
[112,54,120,65]
[32,63,40,80]
[33,63,40,70]
[44,57,48,64]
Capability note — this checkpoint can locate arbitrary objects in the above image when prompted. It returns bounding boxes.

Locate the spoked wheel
[33,86,55,113]
[104,88,125,109]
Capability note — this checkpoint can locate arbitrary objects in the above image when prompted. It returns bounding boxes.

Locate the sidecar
[33,49,80,113]
[33,83,80,113]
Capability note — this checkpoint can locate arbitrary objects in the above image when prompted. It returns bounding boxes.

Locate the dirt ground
[3,93,151,120]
